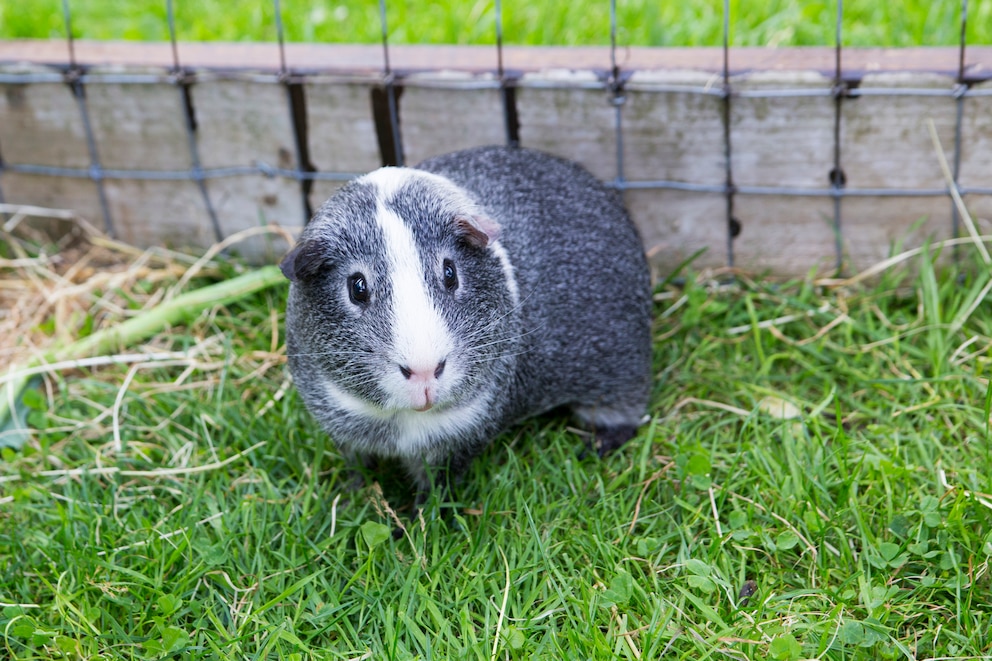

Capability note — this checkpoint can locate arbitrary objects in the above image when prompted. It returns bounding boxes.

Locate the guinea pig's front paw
[594,425,640,458]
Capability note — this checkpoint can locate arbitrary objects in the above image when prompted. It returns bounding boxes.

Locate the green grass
[2,234,992,659]
[2,0,991,46]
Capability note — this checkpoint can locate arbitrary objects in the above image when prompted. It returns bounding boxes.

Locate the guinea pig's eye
[347,273,370,305]
[442,259,459,291]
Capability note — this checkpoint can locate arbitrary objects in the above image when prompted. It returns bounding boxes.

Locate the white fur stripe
[366,170,453,403]
[489,240,519,307]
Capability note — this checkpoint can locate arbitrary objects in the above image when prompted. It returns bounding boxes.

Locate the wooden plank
[3,41,992,79]
[515,71,617,181]
[304,81,381,209]
[0,63,104,225]
[730,71,835,188]
[401,73,506,164]
[964,196,992,250]
[2,41,991,276]
[191,79,301,261]
[841,72,958,190]
[101,177,214,249]
[0,65,89,167]
[960,79,992,193]
[840,196,953,273]
[728,70,837,276]
[625,190,729,273]
[732,195,838,276]
[0,173,105,231]
[960,79,992,256]
[623,70,725,186]
[82,66,212,247]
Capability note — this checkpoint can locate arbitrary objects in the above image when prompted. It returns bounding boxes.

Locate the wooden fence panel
[192,78,301,260]
[2,42,992,278]
[401,75,506,164]
[304,80,381,211]
[0,64,104,227]
[515,73,618,181]
[84,68,212,248]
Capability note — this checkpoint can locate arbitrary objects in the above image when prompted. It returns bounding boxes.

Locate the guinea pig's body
[280,146,653,493]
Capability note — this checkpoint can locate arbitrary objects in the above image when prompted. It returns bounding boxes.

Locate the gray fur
[281,145,653,493]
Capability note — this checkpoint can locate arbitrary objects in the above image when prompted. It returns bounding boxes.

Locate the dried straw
[0,204,290,432]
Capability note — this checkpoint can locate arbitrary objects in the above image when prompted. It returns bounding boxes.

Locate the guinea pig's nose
[399,360,446,381]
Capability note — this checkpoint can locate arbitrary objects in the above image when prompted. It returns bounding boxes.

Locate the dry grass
[0,205,290,456]
[0,204,205,370]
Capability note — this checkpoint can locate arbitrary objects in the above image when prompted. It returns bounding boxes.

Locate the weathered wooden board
[841,73,959,190]
[99,177,214,248]
[732,195,838,275]
[964,196,992,249]
[304,80,381,210]
[726,71,838,273]
[401,74,506,164]
[191,79,301,261]
[81,66,212,247]
[623,71,726,186]
[840,196,954,272]
[960,79,992,193]
[2,42,992,278]
[958,80,992,257]
[625,189,729,273]
[0,64,105,226]
[730,71,836,188]
[515,72,618,181]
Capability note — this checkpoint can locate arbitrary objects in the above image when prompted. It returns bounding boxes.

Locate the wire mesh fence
[1,1,991,274]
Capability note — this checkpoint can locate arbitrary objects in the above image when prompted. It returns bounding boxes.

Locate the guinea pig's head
[280,168,519,418]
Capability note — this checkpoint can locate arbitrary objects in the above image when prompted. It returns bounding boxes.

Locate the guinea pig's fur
[280,145,653,494]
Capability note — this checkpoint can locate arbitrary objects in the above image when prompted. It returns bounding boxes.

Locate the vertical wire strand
[495,0,505,78]
[951,0,969,245]
[274,0,288,75]
[62,0,114,235]
[167,0,223,243]
[379,0,404,166]
[610,0,625,187]
[494,0,518,147]
[61,0,77,68]
[831,0,844,272]
[274,0,314,222]
[721,0,735,267]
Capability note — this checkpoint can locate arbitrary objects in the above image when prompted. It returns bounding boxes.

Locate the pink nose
[399,359,446,383]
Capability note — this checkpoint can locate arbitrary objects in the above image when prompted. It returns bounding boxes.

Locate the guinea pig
[279,145,653,496]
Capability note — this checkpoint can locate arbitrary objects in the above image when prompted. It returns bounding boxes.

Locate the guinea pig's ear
[279,239,329,282]
[454,214,501,249]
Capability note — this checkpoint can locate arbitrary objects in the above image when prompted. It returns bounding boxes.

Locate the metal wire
[494,0,519,147]
[379,0,404,166]
[167,0,224,244]
[58,0,114,236]
[721,0,736,268]
[831,0,844,272]
[609,0,626,187]
[8,158,988,197]
[952,0,969,245]
[5,68,992,99]
[61,0,76,68]
[274,0,315,223]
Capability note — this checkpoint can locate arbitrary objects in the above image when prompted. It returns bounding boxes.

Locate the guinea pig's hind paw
[594,425,639,458]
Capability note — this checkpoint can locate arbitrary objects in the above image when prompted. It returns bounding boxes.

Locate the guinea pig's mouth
[412,388,435,412]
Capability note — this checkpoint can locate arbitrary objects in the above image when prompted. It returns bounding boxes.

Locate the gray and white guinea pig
[279,145,653,495]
